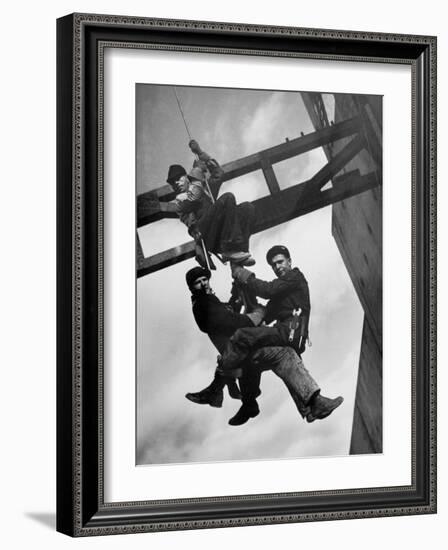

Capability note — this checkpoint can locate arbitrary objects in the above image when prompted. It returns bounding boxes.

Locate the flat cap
[266,245,291,265]
[185,266,211,288]
[166,164,187,185]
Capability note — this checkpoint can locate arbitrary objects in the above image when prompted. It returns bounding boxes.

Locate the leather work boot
[306,395,344,423]
[185,387,224,408]
[221,251,256,266]
[228,401,260,426]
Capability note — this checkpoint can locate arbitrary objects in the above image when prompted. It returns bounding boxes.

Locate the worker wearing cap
[184,266,264,419]
[226,245,311,356]
[185,266,340,426]
[220,245,343,424]
[167,140,255,266]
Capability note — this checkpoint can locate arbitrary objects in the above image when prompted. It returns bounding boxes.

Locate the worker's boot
[221,251,256,266]
[228,400,260,426]
[185,377,224,408]
[306,394,344,423]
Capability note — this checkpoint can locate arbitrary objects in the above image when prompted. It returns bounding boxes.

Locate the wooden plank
[137,170,379,277]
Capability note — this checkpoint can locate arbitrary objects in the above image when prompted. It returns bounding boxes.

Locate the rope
[173,87,192,141]
[173,87,222,270]
[200,237,212,272]
[172,86,216,205]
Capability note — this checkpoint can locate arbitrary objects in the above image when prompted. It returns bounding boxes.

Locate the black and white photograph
[136,85,382,465]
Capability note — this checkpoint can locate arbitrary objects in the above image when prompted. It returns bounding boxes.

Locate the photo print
[136,84,382,466]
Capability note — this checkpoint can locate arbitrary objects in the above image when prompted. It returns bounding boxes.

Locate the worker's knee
[271,347,302,373]
[231,327,251,346]
[282,347,300,362]
[239,201,255,216]
[218,192,236,207]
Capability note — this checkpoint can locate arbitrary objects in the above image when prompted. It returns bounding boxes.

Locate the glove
[189,139,202,155]
[232,265,254,284]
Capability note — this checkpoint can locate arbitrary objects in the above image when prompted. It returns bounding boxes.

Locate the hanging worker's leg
[251,347,318,418]
[220,325,285,375]
[228,362,262,426]
[252,346,344,423]
[237,201,255,254]
[185,369,241,408]
[198,193,255,265]
[185,371,224,408]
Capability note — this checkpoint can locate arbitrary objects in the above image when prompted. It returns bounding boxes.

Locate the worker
[220,245,343,423]
[167,140,255,266]
[185,266,263,423]
[185,266,342,426]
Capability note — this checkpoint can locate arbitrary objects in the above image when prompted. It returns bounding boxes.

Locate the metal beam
[359,103,382,170]
[213,115,361,193]
[137,170,379,277]
[301,91,333,161]
[304,134,366,195]
[138,133,365,228]
[137,241,196,276]
[260,156,281,194]
[136,233,144,265]
[136,115,362,221]
[137,191,178,227]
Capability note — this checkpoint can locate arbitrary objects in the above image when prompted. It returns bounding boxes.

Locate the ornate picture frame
[56,13,436,536]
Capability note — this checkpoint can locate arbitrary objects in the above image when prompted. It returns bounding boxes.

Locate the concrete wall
[331,94,383,454]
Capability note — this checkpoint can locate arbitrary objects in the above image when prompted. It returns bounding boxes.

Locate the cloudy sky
[136,84,364,465]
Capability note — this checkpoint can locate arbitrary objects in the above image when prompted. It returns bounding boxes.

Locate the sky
[136,84,365,466]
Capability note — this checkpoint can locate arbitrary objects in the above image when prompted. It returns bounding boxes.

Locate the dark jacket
[245,267,311,337]
[191,292,253,353]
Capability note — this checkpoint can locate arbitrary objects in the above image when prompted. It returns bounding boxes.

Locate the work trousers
[198,193,255,254]
[240,347,320,418]
[222,324,298,373]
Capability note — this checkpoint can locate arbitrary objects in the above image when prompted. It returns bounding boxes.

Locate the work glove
[189,139,202,155]
[231,264,254,284]
[229,282,244,313]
